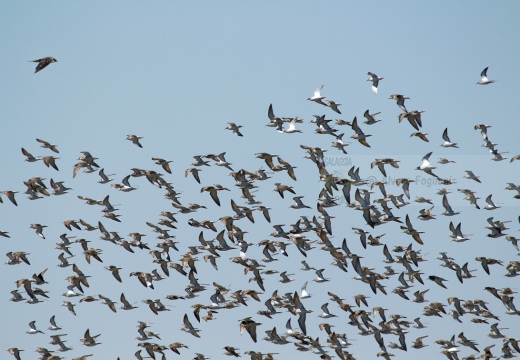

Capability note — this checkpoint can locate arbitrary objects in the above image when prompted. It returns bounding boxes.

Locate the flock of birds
[2,60,519,360]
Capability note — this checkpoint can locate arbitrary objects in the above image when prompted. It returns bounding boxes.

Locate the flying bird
[30,57,57,73]
[307,85,326,105]
[42,156,60,171]
[350,117,372,147]
[416,152,438,178]
[126,135,143,148]
[30,223,47,239]
[152,158,173,174]
[428,275,448,289]
[463,170,481,183]
[367,72,383,94]
[26,320,44,334]
[363,109,382,125]
[225,122,244,136]
[399,110,424,131]
[2,191,18,206]
[280,118,302,134]
[178,314,200,338]
[7,348,24,360]
[326,100,342,114]
[389,94,409,112]
[267,104,282,128]
[477,66,495,85]
[410,132,429,142]
[441,194,460,216]
[441,128,458,148]
[36,138,59,153]
[21,147,41,162]
[240,317,262,343]
[80,328,101,346]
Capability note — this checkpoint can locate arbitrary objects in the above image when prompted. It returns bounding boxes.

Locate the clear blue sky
[1,2,519,360]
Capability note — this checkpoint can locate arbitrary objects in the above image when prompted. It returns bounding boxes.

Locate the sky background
[1,1,520,360]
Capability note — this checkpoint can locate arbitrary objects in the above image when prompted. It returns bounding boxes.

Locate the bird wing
[442,128,450,142]
[268,104,275,120]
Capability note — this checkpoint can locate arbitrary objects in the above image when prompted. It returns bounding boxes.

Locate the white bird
[307,85,326,105]
[300,281,311,299]
[280,119,302,134]
[477,67,495,85]
[27,321,44,334]
[284,318,296,335]
[63,284,80,297]
[367,72,383,94]
[416,152,438,178]
[441,128,458,148]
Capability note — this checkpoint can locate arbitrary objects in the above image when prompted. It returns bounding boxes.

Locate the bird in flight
[127,135,143,148]
[367,72,383,94]
[30,57,58,73]
[307,85,326,105]
[477,67,495,85]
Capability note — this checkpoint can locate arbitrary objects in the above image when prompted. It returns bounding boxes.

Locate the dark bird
[240,317,261,343]
[389,94,409,112]
[30,57,57,73]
